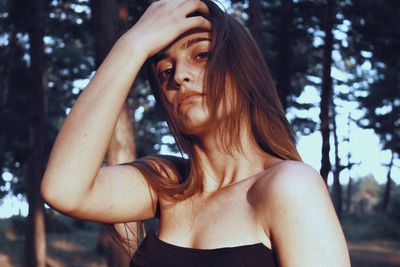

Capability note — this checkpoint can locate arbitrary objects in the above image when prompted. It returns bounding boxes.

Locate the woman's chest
[157,183,269,249]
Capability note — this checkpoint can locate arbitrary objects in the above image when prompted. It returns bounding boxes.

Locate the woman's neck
[192,127,281,193]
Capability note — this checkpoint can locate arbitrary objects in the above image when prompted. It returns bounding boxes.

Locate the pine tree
[344,0,400,211]
[25,0,47,265]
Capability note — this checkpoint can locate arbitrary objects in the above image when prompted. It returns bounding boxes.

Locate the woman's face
[155,30,212,135]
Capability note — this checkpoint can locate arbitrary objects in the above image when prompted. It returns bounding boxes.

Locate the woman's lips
[178,92,204,107]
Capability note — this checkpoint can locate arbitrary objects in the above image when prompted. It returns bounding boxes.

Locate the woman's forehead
[165,29,211,52]
[153,30,211,64]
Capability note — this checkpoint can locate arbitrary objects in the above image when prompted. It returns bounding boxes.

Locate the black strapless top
[130,231,278,267]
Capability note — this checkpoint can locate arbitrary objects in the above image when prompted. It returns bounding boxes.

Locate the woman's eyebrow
[182,37,211,50]
[153,38,211,67]
[153,52,168,66]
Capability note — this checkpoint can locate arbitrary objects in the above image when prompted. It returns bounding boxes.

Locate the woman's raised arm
[40,0,210,223]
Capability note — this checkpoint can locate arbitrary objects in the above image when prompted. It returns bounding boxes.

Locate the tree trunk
[0,28,16,158]
[345,113,353,213]
[346,176,352,212]
[247,0,262,46]
[25,0,47,266]
[1,28,15,110]
[107,104,136,164]
[90,0,119,58]
[319,0,335,184]
[331,104,342,220]
[278,0,292,110]
[90,0,139,265]
[382,152,394,211]
[117,0,130,33]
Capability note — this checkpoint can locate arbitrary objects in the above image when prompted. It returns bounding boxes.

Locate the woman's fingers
[181,16,212,32]
[179,0,209,16]
[125,0,211,57]
[173,0,211,34]
[155,0,208,17]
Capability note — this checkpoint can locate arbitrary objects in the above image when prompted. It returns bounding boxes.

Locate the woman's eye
[196,52,211,60]
[158,68,173,81]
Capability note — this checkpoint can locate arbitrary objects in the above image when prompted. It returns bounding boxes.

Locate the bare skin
[41,0,351,266]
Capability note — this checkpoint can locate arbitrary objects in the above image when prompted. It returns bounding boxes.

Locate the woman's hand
[125,0,211,58]
[41,0,211,224]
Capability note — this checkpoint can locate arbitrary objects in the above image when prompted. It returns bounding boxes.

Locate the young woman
[41,0,351,266]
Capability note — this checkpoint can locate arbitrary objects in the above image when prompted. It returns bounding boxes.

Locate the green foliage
[126,0,178,157]
[231,0,336,135]
[0,0,174,200]
[131,81,178,157]
[0,0,35,194]
[0,0,399,220]
[343,0,400,158]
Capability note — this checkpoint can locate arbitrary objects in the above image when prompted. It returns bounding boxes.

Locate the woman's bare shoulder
[252,160,323,196]
[250,161,350,266]
[249,160,330,222]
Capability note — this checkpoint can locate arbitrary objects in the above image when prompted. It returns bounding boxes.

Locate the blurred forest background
[0,0,399,266]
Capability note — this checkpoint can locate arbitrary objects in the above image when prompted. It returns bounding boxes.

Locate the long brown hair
[114,0,302,254]
[132,0,302,201]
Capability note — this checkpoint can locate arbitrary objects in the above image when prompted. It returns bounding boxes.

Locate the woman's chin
[174,103,212,135]
[177,115,210,136]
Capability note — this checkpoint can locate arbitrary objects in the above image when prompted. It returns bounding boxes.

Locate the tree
[331,102,343,219]
[90,0,140,265]
[1,0,162,264]
[25,0,47,266]
[277,0,292,109]
[344,114,360,213]
[230,0,321,136]
[319,0,335,184]
[247,0,262,46]
[382,152,395,211]
[0,0,33,199]
[344,0,400,211]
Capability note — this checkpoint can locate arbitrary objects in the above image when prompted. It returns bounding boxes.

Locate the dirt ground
[0,226,107,267]
[348,240,400,267]
[0,220,399,267]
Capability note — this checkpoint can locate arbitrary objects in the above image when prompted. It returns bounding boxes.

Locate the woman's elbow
[40,174,82,214]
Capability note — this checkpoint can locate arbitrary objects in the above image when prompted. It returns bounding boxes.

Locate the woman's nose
[173,62,195,87]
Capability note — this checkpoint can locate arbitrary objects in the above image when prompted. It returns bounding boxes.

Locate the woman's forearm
[41,34,146,209]
[41,0,211,211]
